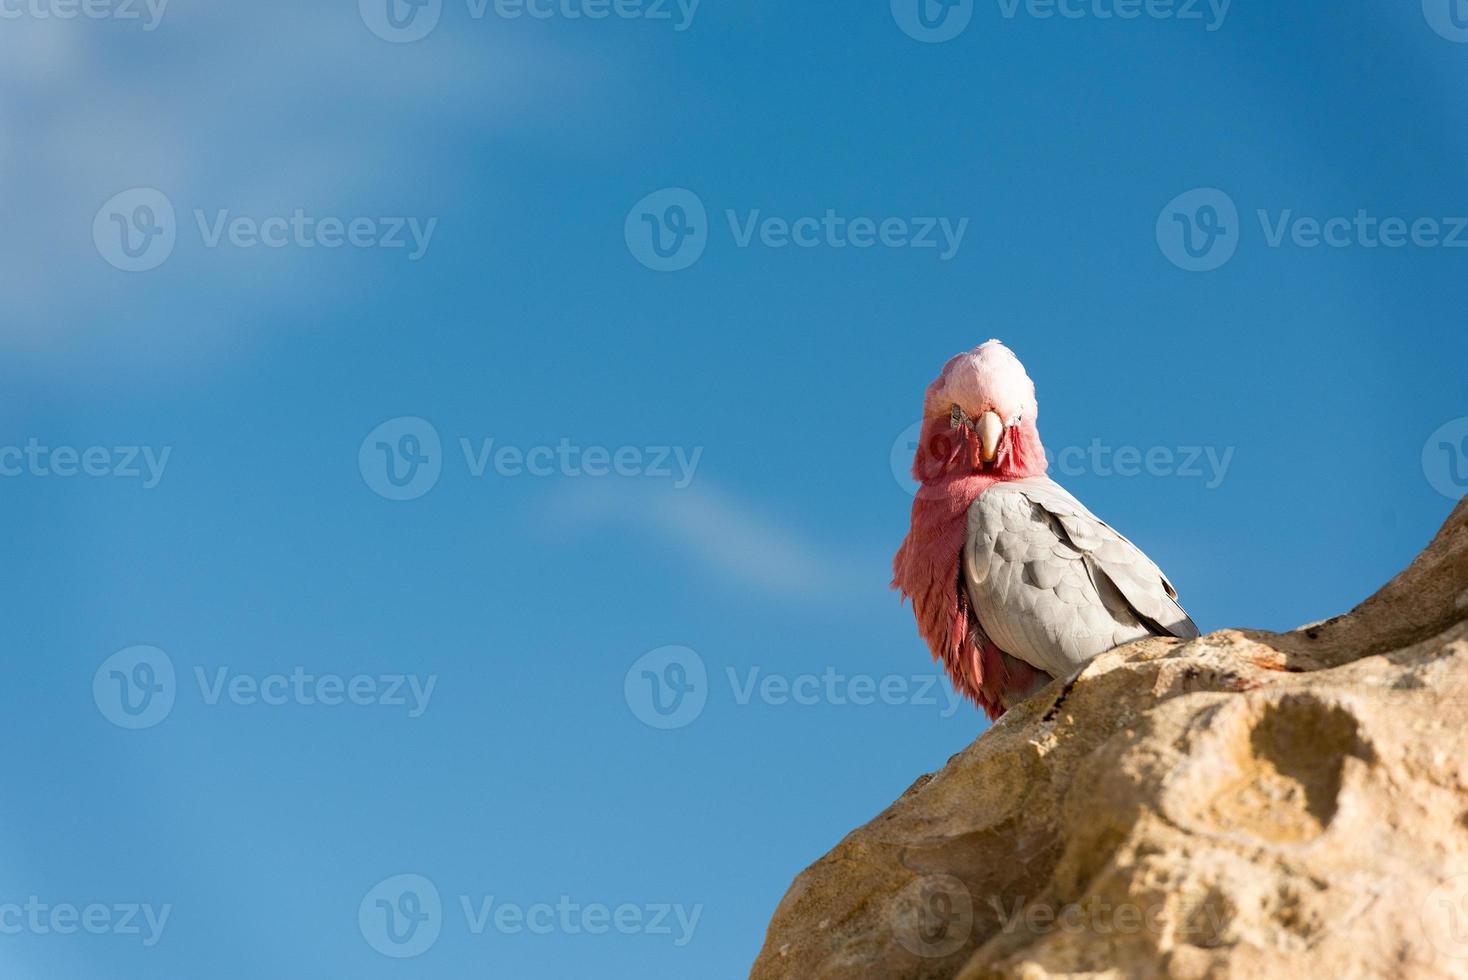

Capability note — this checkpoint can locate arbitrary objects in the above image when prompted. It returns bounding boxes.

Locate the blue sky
[4,1,1468,977]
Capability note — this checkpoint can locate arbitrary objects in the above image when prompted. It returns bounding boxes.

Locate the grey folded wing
[962,476,1200,681]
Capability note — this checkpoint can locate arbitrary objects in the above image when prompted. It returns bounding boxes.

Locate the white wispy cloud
[0,3,604,355]
[548,481,877,603]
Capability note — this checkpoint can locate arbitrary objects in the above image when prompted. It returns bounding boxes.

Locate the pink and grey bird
[893,340,1199,720]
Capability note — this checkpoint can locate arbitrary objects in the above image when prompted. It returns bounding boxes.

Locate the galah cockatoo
[893,340,1199,720]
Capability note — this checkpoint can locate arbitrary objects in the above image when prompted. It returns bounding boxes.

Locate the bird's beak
[977,411,1004,463]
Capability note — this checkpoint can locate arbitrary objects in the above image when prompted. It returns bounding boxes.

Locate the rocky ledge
[752,499,1468,979]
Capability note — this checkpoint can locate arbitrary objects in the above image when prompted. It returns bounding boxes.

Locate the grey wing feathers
[962,477,1199,681]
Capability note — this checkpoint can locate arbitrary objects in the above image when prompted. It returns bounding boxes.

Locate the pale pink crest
[924,339,1039,424]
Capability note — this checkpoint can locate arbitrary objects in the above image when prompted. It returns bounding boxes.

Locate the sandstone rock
[752,499,1468,979]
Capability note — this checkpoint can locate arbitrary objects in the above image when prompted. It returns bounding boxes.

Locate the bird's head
[912,339,1047,484]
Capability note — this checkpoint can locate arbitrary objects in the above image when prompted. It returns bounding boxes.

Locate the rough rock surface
[752,499,1468,979]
